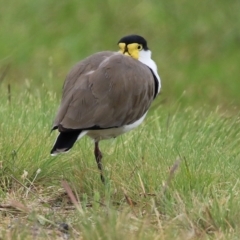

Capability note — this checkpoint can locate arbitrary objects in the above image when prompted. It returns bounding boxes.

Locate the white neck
[139,50,161,93]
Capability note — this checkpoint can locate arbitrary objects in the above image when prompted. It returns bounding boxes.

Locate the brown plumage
[52,52,155,131]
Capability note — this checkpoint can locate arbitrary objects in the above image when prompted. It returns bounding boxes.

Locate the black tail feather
[50,130,81,155]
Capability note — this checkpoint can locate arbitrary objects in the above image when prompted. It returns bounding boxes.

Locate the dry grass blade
[161,158,181,196]
[9,199,29,213]
[151,199,165,239]
[122,187,137,207]
[138,173,146,197]
[129,165,139,181]
[61,180,83,214]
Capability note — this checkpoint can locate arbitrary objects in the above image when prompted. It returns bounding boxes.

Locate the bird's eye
[138,45,143,50]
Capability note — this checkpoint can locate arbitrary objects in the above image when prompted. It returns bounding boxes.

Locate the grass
[1,87,240,239]
[1,0,240,239]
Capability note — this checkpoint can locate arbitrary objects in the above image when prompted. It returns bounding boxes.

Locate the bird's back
[52,51,156,132]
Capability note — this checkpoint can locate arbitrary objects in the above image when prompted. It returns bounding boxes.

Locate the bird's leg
[94,141,105,183]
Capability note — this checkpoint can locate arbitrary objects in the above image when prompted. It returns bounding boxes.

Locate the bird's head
[118,35,149,60]
[118,35,151,62]
[118,35,160,84]
[118,34,156,69]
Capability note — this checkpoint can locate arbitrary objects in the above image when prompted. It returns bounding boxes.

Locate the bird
[50,34,161,182]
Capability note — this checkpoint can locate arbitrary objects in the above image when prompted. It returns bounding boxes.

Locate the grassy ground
[1,0,240,239]
[1,88,240,239]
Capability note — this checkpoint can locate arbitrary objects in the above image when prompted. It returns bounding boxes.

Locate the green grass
[1,0,240,239]
[1,88,240,239]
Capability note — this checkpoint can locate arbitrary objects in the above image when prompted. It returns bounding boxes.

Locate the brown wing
[53,51,155,131]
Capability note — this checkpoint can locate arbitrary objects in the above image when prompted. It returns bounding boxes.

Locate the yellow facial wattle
[126,43,139,59]
[118,43,126,53]
[118,43,142,59]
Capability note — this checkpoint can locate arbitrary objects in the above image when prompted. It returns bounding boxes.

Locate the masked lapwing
[50,35,161,182]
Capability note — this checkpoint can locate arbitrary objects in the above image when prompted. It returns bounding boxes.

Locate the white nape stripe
[139,50,161,94]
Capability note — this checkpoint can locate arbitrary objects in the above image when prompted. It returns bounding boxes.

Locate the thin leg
[94,141,105,183]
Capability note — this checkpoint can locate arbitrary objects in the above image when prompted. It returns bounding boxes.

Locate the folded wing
[53,52,155,131]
